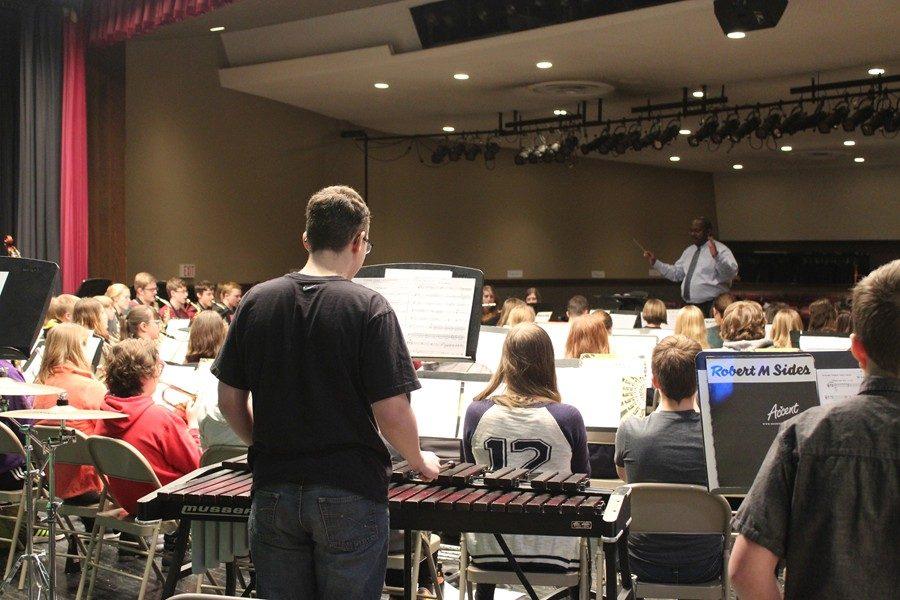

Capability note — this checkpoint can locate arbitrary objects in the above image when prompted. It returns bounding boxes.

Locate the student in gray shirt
[615,335,723,584]
[729,260,900,599]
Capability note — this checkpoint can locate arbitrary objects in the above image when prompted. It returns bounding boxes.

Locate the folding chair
[76,436,176,600]
[0,421,37,589]
[199,444,247,468]
[384,532,443,599]
[626,483,732,599]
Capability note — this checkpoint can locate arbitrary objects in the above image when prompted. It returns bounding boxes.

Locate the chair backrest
[87,436,161,487]
[33,425,92,466]
[627,483,731,535]
[0,421,25,457]
[200,444,247,467]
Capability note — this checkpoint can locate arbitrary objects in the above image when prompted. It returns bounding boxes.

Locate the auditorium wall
[125,34,717,283]
[714,166,900,241]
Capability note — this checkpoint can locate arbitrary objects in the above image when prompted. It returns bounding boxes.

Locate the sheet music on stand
[536,322,570,359]
[799,333,852,351]
[159,335,188,364]
[355,263,483,361]
[166,319,191,341]
[697,351,820,494]
[811,350,863,406]
[21,341,45,383]
[475,326,508,372]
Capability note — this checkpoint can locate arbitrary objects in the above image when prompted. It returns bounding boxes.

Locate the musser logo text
[182,505,251,517]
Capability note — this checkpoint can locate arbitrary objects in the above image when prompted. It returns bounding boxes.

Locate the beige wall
[125,34,716,283]
[714,166,900,241]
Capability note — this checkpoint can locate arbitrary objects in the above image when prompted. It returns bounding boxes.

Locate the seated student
[615,335,723,585]
[124,304,161,342]
[105,282,132,319]
[641,298,667,329]
[764,301,789,325]
[707,292,735,349]
[565,312,609,358]
[34,323,105,501]
[807,297,838,333]
[92,339,201,514]
[481,285,501,326]
[566,295,590,321]
[505,303,536,327]
[497,297,525,326]
[73,297,111,344]
[524,286,541,305]
[94,295,120,342]
[729,259,899,599]
[834,310,852,334]
[43,294,79,332]
[771,308,803,348]
[719,301,772,351]
[674,305,710,349]
[213,281,242,323]
[193,280,217,311]
[464,324,589,599]
[0,360,33,491]
[158,277,197,323]
[132,272,160,310]
[186,311,244,449]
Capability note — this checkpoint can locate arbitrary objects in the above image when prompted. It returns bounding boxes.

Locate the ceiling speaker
[713,0,788,36]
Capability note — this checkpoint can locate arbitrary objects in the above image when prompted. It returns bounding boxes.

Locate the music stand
[0,257,59,360]
[75,278,112,298]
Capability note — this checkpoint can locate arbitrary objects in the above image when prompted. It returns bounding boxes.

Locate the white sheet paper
[84,336,104,367]
[537,322,571,359]
[610,313,638,329]
[166,319,192,341]
[22,343,44,383]
[609,334,657,384]
[816,368,864,405]
[475,327,508,372]
[384,268,452,279]
[159,336,188,364]
[160,364,201,395]
[556,363,622,428]
[410,378,463,438]
[799,335,852,351]
[0,271,8,299]
[354,276,476,358]
[534,311,552,323]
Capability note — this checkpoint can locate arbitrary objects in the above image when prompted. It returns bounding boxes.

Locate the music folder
[697,351,820,494]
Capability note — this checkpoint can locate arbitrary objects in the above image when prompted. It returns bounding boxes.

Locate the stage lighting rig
[652,122,681,149]
[711,115,740,144]
[431,144,449,163]
[775,108,807,136]
[818,104,850,133]
[514,147,529,165]
[755,111,783,139]
[730,113,761,142]
[483,141,501,160]
[842,101,875,132]
[861,106,894,136]
[688,116,719,146]
[464,143,482,161]
[448,141,465,161]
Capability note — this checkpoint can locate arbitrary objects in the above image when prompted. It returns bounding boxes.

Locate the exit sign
[179,264,196,278]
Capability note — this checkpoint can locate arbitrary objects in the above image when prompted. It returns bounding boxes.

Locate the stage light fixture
[777,109,807,135]
[860,107,893,136]
[842,102,874,132]
[711,116,740,144]
[530,144,546,163]
[688,116,718,147]
[431,145,448,164]
[886,108,900,133]
[484,141,501,161]
[635,128,661,151]
[730,113,761,142]
[448,141,465,161]
[542,142,560,162]
[755,112,783,139]
[653,123,681,149]
[464,143,482,161]
[818,104,850,133]
[801,104,827,131]
[615,130,640,154]
[598,132,620,155]
[515,148,529,165]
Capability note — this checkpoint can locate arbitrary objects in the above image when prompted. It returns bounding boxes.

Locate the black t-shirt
[211,273,420,502]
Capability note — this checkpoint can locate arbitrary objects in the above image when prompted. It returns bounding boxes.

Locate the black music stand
[0,257,59,360]
[76,277,112,298]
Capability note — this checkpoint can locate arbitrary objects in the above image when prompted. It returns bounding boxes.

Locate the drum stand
[0,408,74,600]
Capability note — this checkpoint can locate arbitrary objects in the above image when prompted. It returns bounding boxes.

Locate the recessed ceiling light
[442,126,455,133]
[553,109,567,116]
[535,61,553,69]
[669,156,681,162]
[209,26,225,32]
[854,157,865,163]
[692,90,705,98]
[373,82,389,89]
[780,145,793,152]
[732,164,743,170]
[679,128,692,135]
[843,140,856,146]
[868,67,885,76]
[726,31,746,39]
[453,73,469,80]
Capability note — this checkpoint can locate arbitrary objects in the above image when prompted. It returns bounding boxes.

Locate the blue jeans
[249,482,389,600]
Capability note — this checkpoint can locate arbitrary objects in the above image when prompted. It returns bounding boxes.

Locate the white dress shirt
[654,240,739,303]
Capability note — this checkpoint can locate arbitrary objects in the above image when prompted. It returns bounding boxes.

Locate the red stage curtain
[60,14,88,293]
[87,0,237,47]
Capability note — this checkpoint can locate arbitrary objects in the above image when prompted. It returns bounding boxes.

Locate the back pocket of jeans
[317,493,377,553]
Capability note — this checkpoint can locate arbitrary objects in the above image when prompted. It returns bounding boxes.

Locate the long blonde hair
[497,298,525,326]
[771,308,803,348]
[674,305,710,349]
[474,323,560,407]
[36,323,93,383]
[73,297,110,341]
[506,303,536,327]
[186,311,227,363]
[565,313,609,358]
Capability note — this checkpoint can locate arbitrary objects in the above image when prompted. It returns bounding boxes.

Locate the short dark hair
[567,295,589,317]
[194,280,214,295]
[304,186,370,252]
[652,335,701,400]
[852,260,899,376]
[105,339,159,398]
[713,292,735,317]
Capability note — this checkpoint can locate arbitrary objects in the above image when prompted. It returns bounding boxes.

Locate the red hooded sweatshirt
[93,393,201,515]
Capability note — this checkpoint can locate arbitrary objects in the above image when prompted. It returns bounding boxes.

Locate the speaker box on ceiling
[714,0,788,35]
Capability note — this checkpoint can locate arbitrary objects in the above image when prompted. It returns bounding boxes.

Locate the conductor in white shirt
[643,217,739,317]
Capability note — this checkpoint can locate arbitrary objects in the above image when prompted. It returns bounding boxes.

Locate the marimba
[138,458,636,600]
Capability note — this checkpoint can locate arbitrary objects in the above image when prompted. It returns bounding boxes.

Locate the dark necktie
[683,246,702,301]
